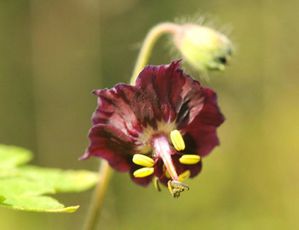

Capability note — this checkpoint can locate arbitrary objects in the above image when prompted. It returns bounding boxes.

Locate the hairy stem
[130,22,179,84]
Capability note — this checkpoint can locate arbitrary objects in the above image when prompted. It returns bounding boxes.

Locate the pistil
[152,135,179,181]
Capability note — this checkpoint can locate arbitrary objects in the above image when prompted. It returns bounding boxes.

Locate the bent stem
[130,22,179,84]
[83,160,113,230]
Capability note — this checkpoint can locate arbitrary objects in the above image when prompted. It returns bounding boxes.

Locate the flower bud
[173,24,233,72]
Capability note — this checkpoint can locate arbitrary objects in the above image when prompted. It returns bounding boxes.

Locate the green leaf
[0,177,79,212]
[19,166,99,193]
[0,196,79,213]
[0,145,32,168]
[0,144,98,213]
[0,177,54,197]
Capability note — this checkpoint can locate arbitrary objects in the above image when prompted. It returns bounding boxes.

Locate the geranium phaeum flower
[81,60,224,197]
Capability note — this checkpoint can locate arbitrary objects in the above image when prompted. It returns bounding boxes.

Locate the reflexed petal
[92,84,143,137]
[182,88,224,156]
[81,124,135,172]
[194,88,224,127]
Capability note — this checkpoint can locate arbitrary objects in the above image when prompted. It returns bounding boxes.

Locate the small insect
[167,180,189,198]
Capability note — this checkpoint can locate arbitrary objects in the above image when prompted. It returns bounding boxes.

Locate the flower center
[152,134,190,198]
[132,129,201,198]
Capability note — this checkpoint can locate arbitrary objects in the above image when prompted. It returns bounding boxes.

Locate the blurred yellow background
[0,0,298,229]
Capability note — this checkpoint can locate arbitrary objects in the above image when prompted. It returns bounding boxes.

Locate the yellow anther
[132,154,154,167]
[133,167,154,178]
[170,130,185,151]
[178,170,191,182]
[179,154,201,165]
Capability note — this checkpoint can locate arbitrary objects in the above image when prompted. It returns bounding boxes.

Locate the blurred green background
[1,0,298,229]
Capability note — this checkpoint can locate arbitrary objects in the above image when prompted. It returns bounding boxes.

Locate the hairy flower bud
[173,24,233,72]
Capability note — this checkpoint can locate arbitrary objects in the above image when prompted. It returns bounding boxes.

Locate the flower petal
[135,60,206,126]
[92,84,143,137]
[82,124,135,171]
[182,88,225,156]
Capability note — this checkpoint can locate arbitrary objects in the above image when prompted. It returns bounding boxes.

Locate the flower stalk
[130,22,179,84]
[83,160,112,230]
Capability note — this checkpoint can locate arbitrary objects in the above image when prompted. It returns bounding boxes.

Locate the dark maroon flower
[81,61,224,197]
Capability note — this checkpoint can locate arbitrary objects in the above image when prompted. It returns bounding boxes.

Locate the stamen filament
[133,167,154,178]
[132,154,154,167]
[179,154,201,165]
[153,177,161,192]
[170,130,185,151]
